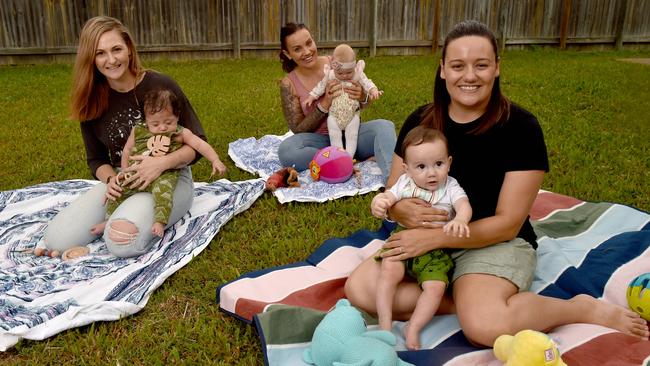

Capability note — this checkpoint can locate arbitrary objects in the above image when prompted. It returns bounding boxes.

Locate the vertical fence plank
[559,0,572,49]
[498,0,508,52]
[432,0,441,52]
[369,0,377,56]
[232,0,240,58]
[615,0,628,49]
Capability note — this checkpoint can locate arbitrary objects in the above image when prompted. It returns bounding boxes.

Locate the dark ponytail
[279,22,309,73]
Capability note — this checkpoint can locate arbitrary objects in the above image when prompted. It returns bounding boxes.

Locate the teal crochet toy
[303,299,414,366]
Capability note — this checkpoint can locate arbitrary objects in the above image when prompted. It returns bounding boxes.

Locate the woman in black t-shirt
[44,16,206,258]
[345,20,648,346]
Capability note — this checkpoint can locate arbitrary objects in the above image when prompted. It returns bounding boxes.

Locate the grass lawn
[0,49,648,364]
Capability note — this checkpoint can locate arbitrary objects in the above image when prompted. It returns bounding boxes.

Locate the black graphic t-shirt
[80,71,205,178]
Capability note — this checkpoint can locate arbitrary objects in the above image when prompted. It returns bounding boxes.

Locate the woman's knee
[345,260,381,312]
[107,219,139,244]
[373,119,395,131]
[277,140,293,163]
[456,307,510,346]
[344,273,373,311]
[277,139,305,169]
[105,219,152,258]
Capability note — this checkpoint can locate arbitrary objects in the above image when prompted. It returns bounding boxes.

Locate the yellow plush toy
[493,330,567,366]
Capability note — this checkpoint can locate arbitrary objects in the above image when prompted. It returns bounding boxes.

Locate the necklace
[133,74,139,107]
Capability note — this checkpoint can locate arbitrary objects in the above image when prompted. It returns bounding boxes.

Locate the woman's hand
[322,79,342,110]
[123,155,167,190]
[388,198,450,229]
[104,176,123,203]
[381,227,442,261]
[344,80,365,102]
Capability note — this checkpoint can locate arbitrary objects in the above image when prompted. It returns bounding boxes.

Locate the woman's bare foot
[572,294,649,339]
[90,221,107,235]
[151,222,165,237]
[403,322,421,350]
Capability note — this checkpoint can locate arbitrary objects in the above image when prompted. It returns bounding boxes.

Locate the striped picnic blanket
[218,191,650,365]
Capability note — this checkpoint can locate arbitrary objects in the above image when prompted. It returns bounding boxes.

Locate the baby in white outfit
[305,44,382,157]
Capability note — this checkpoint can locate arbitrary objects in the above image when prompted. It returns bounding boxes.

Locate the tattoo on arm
[280,78,326,133]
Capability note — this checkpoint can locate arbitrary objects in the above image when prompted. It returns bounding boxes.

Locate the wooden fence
[1,0,649,64]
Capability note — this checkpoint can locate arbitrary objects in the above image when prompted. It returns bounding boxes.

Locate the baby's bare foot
[403,322,421,350]
[90,221,106,235]
[572,294,649,339]
[151,222,165,237]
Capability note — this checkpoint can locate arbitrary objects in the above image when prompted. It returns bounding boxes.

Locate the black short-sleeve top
[80,71,206,178]
[396,103,549,248]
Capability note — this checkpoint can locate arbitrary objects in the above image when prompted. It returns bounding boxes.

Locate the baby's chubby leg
[405,280,446,350]
[327,116,344,149]
[376,258,406,331]
[343,114,360,157]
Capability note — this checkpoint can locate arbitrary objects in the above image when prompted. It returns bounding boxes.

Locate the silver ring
[399,247,403,254]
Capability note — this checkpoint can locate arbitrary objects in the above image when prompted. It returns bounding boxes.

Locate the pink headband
[331,60,356,71]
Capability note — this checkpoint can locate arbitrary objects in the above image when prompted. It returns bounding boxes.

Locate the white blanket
[0,178,264,351]
[228,132,385,203]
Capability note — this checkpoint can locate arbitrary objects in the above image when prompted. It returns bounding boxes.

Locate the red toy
[266,167,300,191]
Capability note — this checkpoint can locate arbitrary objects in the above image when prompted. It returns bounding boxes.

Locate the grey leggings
[44,167,194,258]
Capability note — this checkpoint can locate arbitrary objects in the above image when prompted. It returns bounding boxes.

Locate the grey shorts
[449,237,536,291]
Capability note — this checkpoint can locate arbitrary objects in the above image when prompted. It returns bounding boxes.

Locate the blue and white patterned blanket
[228,132,385,203]
[0,178,264,351]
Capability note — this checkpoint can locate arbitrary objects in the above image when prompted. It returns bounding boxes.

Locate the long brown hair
[70,16,143,121]
[279,22,309,73]
[421,20,510,135]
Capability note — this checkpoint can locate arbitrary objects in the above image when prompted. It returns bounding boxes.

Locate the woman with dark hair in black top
[345,20,648,347]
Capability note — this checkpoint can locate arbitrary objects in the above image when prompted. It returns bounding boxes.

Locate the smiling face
[145,106,178,135]
[94,29,133,87]
[440,35,499,119]
[403,140,451,191]
[282,28,318,70]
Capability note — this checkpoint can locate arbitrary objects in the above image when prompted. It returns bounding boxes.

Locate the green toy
[303,299,414,366]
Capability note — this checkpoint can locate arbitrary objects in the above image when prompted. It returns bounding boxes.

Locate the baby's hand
[305,95,317,107]
[210,159,227,178]
[443,220,470,238]
[371,194,392,219]
[369,88,383,101]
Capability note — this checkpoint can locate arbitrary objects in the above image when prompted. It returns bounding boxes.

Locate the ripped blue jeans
[44,167,194,258]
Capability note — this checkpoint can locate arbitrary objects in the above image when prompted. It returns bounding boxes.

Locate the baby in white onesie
[305,44,382,157]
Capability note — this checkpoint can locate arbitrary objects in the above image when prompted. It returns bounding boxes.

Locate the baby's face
[403,140,451,191]
[145,106,178,134]
[334,66,355,81]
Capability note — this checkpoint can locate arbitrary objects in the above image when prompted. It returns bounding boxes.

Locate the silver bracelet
[316,102,329,113]
[360,92,369,105]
